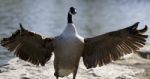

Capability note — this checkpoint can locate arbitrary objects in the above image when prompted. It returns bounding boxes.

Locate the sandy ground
[0,46,150,79]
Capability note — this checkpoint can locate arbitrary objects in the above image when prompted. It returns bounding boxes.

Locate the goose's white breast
[53,23,84,76]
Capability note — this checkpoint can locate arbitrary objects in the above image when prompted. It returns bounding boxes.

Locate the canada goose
[0,7,148,79]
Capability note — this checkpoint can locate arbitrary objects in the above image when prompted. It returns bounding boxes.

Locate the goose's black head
[69,7,77,15]
[67,7,77,23]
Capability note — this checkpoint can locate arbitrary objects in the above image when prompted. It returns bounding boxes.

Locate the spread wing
[0,24,54,66]
[82,22,148,69]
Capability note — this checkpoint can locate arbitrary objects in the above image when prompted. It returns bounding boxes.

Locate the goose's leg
[73,62,79,79]
[54,66,59,79]
[73,71,77,79]
[56,76,59,79]
[54,60,59,79]
[54,72,59,79]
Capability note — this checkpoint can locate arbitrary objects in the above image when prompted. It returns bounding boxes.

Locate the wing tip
[138,25,148,34]
[142,25,148,33]
[130,22,140,30]
[19,23,25,31]
[127,22,148,34]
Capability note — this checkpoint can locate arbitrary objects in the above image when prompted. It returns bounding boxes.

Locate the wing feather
[1,24,54,66]
[82,22,148,69]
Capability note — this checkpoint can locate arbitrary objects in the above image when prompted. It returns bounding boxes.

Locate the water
[0,0,150,65]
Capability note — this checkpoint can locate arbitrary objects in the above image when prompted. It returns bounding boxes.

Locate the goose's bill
[72,9,77,15]
[69,11,77,15]
[69,8,77,15]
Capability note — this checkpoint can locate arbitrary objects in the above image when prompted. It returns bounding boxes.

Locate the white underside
[54,23,84,77]
[58,68,73,77]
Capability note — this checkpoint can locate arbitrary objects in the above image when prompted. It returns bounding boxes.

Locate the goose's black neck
[68,13,73,23]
